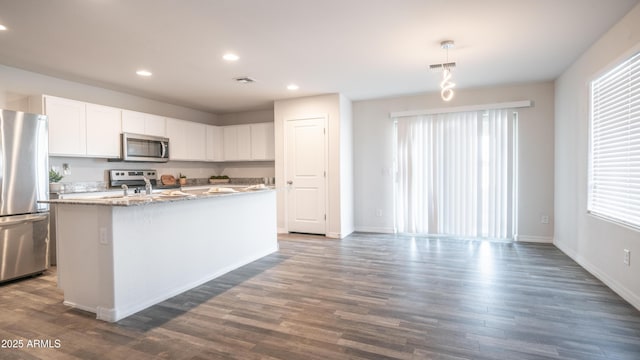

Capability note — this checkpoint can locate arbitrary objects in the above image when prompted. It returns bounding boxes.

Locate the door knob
[287,180,293,185]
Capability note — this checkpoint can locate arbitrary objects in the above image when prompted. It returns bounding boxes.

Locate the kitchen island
[44,189,277,322]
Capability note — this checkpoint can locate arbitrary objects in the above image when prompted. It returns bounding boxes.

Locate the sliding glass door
[394,109,517,239]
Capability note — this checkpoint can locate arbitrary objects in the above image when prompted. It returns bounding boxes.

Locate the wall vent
[234,76,257,83]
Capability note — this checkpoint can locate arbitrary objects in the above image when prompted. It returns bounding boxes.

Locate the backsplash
[183,177,271,186]
[49,157,275,185]
[56,181,109,193]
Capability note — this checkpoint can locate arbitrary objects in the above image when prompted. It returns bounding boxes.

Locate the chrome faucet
[143,176,152,195]
[121,184,129,197]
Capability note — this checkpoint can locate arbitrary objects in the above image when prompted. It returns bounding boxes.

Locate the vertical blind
[589,50,640,229]
[394,109,514,239]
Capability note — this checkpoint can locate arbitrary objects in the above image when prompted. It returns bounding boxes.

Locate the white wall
[339,94,355,236]
[353,82,555,241]
[216,109,273,126]
[274,94,352,238]
[555,3,640,310]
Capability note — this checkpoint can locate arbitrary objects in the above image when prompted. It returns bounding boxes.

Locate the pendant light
[429,40,457,102]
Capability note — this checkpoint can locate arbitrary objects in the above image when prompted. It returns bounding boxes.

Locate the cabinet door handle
[287,180,293,185]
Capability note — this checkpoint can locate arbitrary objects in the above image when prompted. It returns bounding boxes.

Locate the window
[589,50,640,229]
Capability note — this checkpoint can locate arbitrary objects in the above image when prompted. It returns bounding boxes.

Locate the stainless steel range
[109,169,179,190]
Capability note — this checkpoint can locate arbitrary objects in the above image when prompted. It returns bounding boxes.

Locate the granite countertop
[42,187,274,207]
[52,177,271,195]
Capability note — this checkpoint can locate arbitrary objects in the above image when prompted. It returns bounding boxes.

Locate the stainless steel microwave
[121,133,169,162]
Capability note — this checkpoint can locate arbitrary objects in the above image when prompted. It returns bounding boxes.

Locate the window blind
[394,109,515,239]
[589,50,640,229]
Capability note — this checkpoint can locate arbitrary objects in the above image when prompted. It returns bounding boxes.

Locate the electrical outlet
[375,209,383,217]
[541,215,549,224]
[99,227,108,245]
[624,249,631,266]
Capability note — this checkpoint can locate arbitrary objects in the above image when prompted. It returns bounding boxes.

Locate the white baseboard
[354,226,395,234]
[554,239,640,312]
[279,230,345,239]
[96,306,117,322]
[516,234,553,243]
[63,301,96,314]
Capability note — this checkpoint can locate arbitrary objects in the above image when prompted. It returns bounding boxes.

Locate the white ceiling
[0,0,638,114]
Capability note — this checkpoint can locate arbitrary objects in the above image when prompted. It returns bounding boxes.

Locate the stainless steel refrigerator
[0,109,50,283]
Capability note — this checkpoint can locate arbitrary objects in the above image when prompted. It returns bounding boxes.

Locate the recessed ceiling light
[136,70,152,77]
[0,25,7,31]
[287,84,299,91]
[223,53,239,61]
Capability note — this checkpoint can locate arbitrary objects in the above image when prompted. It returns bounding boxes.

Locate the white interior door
[286,117,327,234]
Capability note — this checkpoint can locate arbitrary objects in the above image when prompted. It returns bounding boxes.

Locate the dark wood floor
[1,232,639,359]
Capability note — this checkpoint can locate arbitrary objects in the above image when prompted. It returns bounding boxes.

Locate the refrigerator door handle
[0,214,49,227]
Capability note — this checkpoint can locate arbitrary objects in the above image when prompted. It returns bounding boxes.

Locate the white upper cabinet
[85,104,122,158]
[122,110,166,137]
[166,118,206,161]
[31,94,273,163]
[206,125,224,161]
[223,125,251,161]
[223,123,274,161]
[145,114,167,137]
[250,122,275,160]
[222,126,238,161]
[38,96,122,158]
[166,118,187,160]
[121,109,145,134]
[43,96,87,156]
[186,121,206,161]
[237,125,252,160]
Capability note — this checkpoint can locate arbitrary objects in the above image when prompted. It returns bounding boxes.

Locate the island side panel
[107,190,278,322]
[55,204,115,314]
